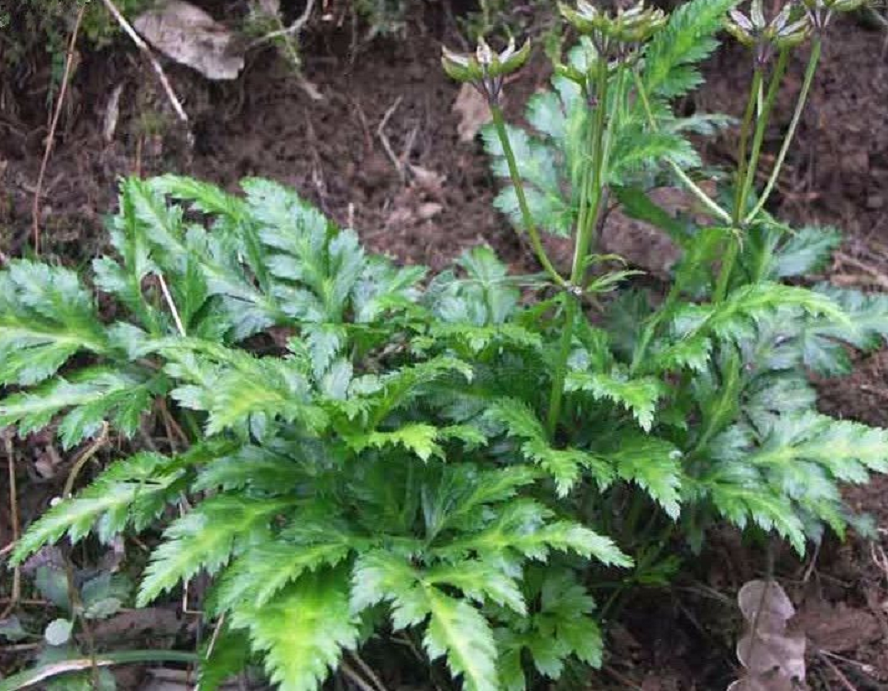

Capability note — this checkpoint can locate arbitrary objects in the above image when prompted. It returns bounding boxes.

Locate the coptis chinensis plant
[2,0,887,689]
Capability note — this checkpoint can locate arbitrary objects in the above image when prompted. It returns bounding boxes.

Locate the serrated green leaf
[643,0,740,98]
[0,261,110,386]
[424,589,499,691]
[232,569,359,691]
[346,423,444,461]
[564,370,665,431]
[12,452,187,564]
[607,436,683,518]
[137,496,293,606]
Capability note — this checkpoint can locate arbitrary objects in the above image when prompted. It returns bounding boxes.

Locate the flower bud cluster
[559,0,666,60]
[441,37,530,104]
[726,0,809,65]
[801,0,867,30]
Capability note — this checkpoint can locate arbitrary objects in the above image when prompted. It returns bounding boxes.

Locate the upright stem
[569,56,611,286]
[489,104,568,290]
[746,38,822,224]
[715,50,789,304]
[546,56,611,437]
[631,70,732,225]
[630,280,681,375]
[546,296,578,436]
[732,68,764,222]
[737,49,789,220]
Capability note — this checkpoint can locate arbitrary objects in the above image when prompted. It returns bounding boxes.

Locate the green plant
[3,1,887,690]
[0,0,151,70]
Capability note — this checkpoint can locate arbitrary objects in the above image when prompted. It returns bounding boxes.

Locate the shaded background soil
[1,1,888,688]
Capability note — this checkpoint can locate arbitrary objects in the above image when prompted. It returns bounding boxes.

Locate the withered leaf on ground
[134,0,245,80]
[728,580,806,691]
[453,83,492,142]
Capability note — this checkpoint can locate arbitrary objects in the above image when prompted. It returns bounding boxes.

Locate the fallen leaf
[103,84,125,143]
[418,202,443,220]
[453,83,491,142]
[91,607,182,642]
[729,580,806,691]
[602,186,711,278]
[134,0,245,80]
[794,599,882,653]
[408,164,446,200]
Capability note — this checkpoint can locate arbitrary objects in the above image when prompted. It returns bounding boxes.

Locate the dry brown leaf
[134,0,245,80]
[408,164,446,200]
[453,83,491,143]
[728,580,806,691]
[417,202,444,220]
[794,599,882,653]
[91,607,182,642]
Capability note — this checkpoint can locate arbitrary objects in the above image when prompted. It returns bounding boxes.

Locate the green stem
[713,231,740,303]
[489,104,568,290]
[632,70,732,225]
[546,56,611,438]
[546,295,578,437]
[692,349,742,455]
[733,68,764,222]
[716,52,788,304]
[569,56,610,286]
[745,38,822,224]
[630,280,680,376]
[737,49,789,222]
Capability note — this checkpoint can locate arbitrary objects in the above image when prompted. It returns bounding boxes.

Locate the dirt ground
[1,2,888,688]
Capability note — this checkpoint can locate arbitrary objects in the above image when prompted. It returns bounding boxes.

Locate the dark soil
[1,3,888,689]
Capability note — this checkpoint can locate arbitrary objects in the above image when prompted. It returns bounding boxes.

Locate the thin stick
[251,0,316,45]
[348,652,389,691]
[817,651,860,691]
[377,97,405,182]
[32,3,86,255]
[98,0,189,125]
[339,660,376,691]
[0,433,20,620]
[158,273,186,336]
[203,613,226,661]
[63,423,110,499]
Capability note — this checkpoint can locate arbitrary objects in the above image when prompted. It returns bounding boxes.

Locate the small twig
[835,251,888,290]
[348,651,389,691]
[377,97,405,182]
[157,397,189,450]
[602,665,644,690]
[816,651,860,691]
[802,539,821,584]
[32,3,86,255]
[98,0,189,126]
[339,660,376,691]
[0,432,21,620]
[204,613,226,661]
[251,0,316,45]
[63,423,110,499]
[158,273,186,337]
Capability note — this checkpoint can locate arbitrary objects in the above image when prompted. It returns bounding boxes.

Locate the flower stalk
[745,37,823,223]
